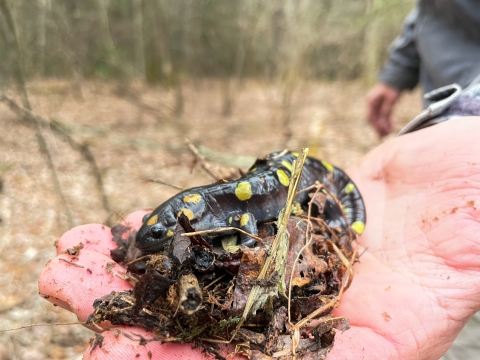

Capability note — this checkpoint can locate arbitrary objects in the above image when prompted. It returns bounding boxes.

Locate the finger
[84,327,243,360]
[366,92,382,126]
[118,209,152,240]
[56,224,117,256]
[55,210,152,257]
[122,210,151,231]
[367,96,393,137]
[377,93,398,136]
[38,250,132,323]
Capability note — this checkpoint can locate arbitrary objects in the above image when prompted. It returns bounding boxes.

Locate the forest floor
[0,79,421,359]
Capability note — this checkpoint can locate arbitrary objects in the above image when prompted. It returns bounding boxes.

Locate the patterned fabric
[442,84,480,119]
[398,80,480,135]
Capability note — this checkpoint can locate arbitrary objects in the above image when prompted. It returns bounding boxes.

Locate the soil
[0,79,421,359]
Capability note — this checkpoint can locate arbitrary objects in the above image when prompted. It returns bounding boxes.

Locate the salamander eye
[142,213,152,223]
[150,223,167,239]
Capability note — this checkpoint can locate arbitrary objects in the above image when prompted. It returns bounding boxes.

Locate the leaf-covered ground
[0,79,421,359]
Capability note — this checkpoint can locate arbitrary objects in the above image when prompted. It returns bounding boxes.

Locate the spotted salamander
[135,151,366,253]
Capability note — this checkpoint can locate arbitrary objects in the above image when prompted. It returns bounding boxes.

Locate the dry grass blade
[287,183,324,325]
[231,148,309,341]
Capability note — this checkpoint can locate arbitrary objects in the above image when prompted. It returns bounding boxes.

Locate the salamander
[135,151,366,253]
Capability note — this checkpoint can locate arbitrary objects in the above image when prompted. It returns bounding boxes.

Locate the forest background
[0,1,421,359]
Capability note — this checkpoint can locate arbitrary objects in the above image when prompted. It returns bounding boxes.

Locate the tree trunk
[152,0,173,83]
[132,0,145,75]
[95,0,116,57]
[37,0,47,76]
[363,0,382,86]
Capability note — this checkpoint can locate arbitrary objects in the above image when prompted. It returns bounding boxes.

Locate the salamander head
[135,210,176,252]
[135,192,206,252]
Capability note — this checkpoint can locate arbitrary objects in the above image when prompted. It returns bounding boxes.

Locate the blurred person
[366,0,480,137]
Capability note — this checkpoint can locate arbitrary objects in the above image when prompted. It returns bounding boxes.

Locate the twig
[182,227,263,244]
[177,273,203,315]
[146,178,184,191]
[0,322,85,333]
[185,139,222,180]
[124,255,151,266]
[203,274,226,290]
[0,95,112,224]
[59,258,85,268]
[112,84,168,120]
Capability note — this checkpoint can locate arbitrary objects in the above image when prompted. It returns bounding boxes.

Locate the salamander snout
[135,220,170,252]
[150,223,167,239]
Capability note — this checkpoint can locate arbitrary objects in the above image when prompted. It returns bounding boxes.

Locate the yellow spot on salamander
[229,217,233,225]
[281,160,293,171]
[321,160,334,172]
[235,181,252,201]
[344,183,355,194]
[222,235,240,252]
[249,167,257,172]
[177,208,194,220]
[166,230,174,237]
[277,169,290,186]
[291,152,299,157]
[351,221,365,234]
[240,214,250,227]
[146,214,158,226]
[183,193,202,203]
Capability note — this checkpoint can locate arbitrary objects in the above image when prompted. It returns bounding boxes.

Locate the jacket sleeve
[379,8,420,91]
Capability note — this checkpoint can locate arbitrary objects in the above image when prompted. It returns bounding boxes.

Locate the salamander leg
[238,212,258,247]
[324,196,348,231]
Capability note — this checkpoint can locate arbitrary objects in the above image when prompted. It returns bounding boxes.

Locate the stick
[146,178,184,191]
[177,273,203,315]
[185,139,222,180]
[0,95,112,224]
[182,227,263,244]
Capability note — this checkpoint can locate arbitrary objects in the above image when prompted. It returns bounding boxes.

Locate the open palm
[39,117,480,359]
[329,116,480,359]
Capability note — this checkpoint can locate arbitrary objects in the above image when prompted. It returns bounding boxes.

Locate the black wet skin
[135,151,366,253]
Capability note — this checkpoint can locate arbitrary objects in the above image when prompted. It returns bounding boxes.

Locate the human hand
[366,83,402,137]
[38,211,237,359]
[328,116,480,359]
[39,117,480,359]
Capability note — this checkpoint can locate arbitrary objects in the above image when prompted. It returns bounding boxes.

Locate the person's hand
[366,83,402,137]
[38,210,237,359]
[329,116,480,359]
[39,117,480,359]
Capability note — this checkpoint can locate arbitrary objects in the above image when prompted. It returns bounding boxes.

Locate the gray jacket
[379,0,480,95]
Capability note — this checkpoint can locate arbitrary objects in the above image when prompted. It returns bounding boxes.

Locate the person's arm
[367,8,421,137]
[379,8,421,91]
